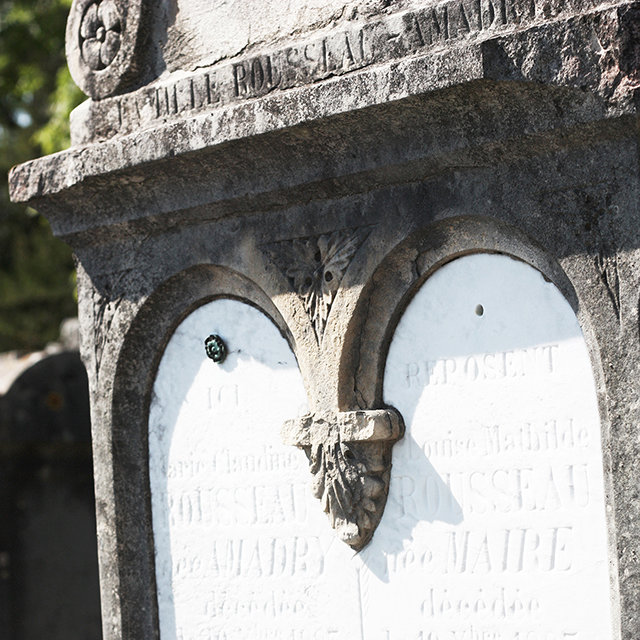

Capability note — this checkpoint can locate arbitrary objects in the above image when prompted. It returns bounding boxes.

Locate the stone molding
[12,2,640,207]
[9,0,640,630]
[59,202,638,637]
[66,1,640,144]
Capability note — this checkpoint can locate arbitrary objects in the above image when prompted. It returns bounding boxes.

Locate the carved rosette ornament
[282,409,404,551]
[66,0,147,99]
[79,0,122,71]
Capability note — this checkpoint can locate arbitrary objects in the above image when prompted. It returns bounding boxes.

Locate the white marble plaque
[150,259,614,640]
[149,299,357,640]
[369,253,614,640]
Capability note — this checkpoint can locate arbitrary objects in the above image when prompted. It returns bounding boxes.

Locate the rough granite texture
[9,0,640,638]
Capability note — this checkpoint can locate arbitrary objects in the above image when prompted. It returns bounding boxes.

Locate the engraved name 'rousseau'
[390,463,591,519]
[168,482,310,527]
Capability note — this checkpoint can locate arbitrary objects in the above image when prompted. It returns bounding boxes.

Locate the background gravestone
[9,0,640,638]
[0,334,101,640]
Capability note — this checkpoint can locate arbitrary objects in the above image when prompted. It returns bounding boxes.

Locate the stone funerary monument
[9,0,640,638]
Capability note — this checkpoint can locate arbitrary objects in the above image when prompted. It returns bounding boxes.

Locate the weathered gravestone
[9,0,640,638]
[0,333,101,640]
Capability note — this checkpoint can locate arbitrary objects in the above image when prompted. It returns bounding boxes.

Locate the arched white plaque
[149,299,357,640]
[370,253,614,640]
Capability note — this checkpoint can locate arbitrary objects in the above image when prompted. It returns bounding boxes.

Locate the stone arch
[339,215,604,413]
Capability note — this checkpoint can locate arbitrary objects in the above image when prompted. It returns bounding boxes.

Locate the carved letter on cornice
[66,0,147,99]
[282,409,404,551]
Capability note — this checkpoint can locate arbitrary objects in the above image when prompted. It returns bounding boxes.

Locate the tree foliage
[0,0,85,352]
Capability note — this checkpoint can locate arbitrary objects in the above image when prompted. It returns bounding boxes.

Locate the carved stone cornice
[282,408,404,551]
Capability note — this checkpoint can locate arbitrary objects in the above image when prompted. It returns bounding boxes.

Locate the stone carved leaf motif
[92,292,123,382]
[595,250,621,322]
[584,198,622,324]
[90,269,133,381]
[282,409,403,551]
[308,438,387,547]
[265,228,370,340]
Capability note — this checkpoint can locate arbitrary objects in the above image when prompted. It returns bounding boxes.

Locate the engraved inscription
[372,254,613,639]
[167,482,309,527]
[149,260,613,638]
[422,586,542,623]
[386,526,575,575]
[149,299,358,640]
[88,0,601,141]
[404,344,559,387]
[233,56,280,98]
[410,418,590,458]
[172,536,329,581]
[390,462,591,518]
[167,446,303,478]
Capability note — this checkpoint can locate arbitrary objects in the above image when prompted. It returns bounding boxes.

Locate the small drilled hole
[305,276,313,286]
[344,449,355,460]
[324,271,333,282]
[45,392,64,411]
[475,304,484,316]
